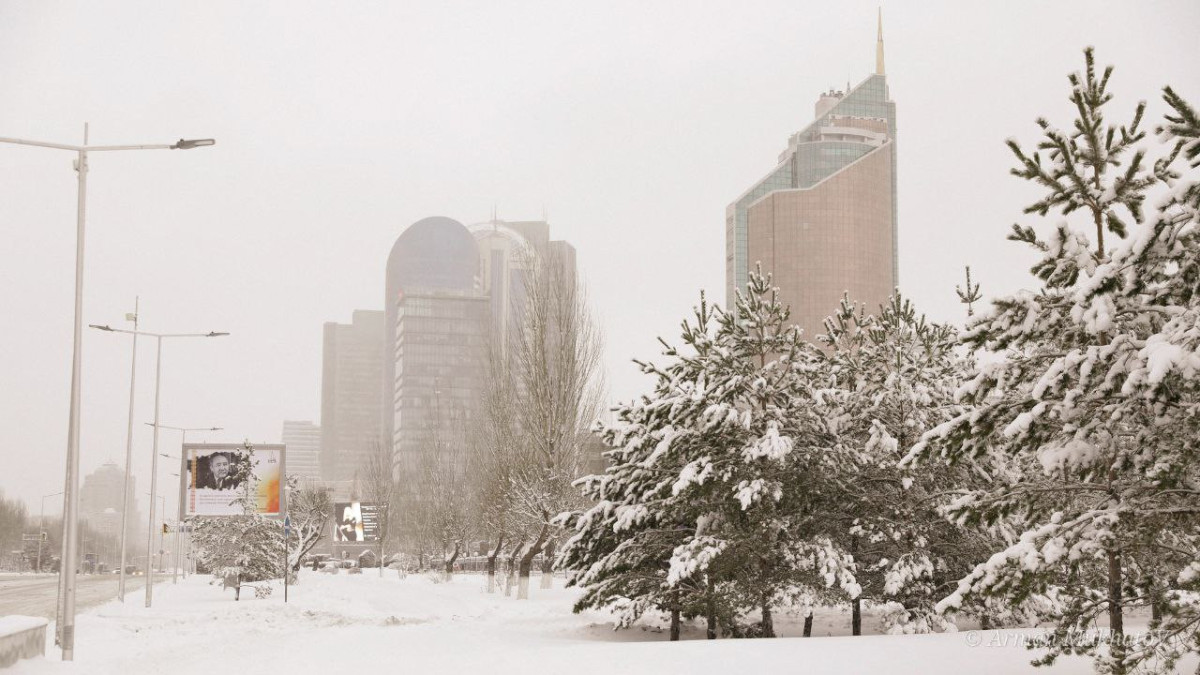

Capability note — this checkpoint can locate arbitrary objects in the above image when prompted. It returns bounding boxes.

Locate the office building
[320,310,386,490]
[79,461,138,542]
[726,16,897,339]
[281,420,321,483]
[384,217,490,486]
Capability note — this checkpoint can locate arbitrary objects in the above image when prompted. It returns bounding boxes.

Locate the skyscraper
[384,217,490,488]
[320,309,386,490]
[470,218,578,352]
[281,420,321,483]
[726,15,897,340]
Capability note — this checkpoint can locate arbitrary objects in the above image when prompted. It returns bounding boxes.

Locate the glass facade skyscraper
[384,217,488,486]
[726,26,897,340]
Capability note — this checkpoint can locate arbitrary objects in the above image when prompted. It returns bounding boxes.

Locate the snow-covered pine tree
[816,293,992,635]
[905,50,1200,674]
[561,270,861,639]
[190,442,285,600]
[559,293,723,640]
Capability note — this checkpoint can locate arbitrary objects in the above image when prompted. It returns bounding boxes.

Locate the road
[0,573,171,620]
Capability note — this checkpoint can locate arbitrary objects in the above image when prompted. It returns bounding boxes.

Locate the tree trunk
[518,525,549,600]
[539,539,555,589]
[852,598,862,636]
[670,608,681,642]
[760,599,775,638]
[444,541,461,579]
[803,611,813,637]
[1107,548,1126,673]
[706,587,717,640]
[486,535,503,594]
[980,614,992,631]
[505,541,523,597]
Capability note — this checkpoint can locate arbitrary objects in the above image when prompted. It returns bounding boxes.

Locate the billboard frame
[179,443,287,518]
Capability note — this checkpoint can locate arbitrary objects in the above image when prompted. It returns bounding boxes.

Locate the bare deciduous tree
[285,476,332,574]
[361,440,396,577]
[507,248,604,599]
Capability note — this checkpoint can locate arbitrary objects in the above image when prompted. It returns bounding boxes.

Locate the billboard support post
[283,514,290,604]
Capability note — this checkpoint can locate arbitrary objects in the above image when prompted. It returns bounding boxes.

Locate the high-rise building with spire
[725,14,897,339]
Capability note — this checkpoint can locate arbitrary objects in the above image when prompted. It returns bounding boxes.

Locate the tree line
[558,49,1200,675]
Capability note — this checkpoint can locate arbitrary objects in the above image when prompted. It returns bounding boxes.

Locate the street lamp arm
[84,143,175,152]
[89,326,229,339]
[143,423,222,432]
[0,136,83,151]
[0,137,216,153]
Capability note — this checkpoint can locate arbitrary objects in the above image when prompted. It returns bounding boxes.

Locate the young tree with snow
[815,293,995,635]
[906,49,1200,674]
[283,476,331,574]
[191,442,285,600]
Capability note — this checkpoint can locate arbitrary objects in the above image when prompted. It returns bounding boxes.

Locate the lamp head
[171,138,216,150]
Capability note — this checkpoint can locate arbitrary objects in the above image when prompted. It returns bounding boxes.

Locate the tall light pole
[145,493,165,573]
[116,300,138,602]
[168,472,181,582]
[147,425,220,583]
[89,325,228,608]
[39,492,64,574]
[0,129,214,661]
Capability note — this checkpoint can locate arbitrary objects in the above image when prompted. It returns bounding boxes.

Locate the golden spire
[875,8,885,76]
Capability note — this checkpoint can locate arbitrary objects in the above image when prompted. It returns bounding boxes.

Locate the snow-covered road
[8,572,1189,675]
[0,574,164,620]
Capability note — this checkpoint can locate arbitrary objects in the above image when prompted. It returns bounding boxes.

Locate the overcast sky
[1,1,1197,520]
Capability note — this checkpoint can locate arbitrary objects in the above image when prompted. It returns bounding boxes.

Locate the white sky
[1,0,1197,520]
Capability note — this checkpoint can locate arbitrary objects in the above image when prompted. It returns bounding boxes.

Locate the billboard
[182,443,285,517]
[333,502,382,542]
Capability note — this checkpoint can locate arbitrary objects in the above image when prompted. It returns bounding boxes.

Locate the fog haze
[1,0,1196,520]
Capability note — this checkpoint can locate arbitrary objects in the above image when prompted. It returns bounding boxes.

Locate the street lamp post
[145,493,165,574]
[0,128,214,661]
[116,299,138,602]
[169,472,181,583]
[149,425,221,583]
[90,325,228,609]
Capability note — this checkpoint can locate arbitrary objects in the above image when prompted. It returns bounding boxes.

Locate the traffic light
[162,523,169,534]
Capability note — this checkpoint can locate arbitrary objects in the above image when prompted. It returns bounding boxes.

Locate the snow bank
[0,616,47,636]
[10,572,1185,675]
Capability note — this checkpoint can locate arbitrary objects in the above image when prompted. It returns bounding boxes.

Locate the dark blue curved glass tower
[383,217,489,485]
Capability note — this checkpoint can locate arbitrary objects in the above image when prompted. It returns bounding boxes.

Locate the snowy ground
[10,571,1193,675]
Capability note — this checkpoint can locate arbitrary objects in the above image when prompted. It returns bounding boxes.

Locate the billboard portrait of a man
[197,452,243,491]
[183,443,285,517]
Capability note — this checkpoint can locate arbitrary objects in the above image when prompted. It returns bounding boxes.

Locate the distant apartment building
[79,461,138,542]
[281,420,321,482]
[320,310,386,491]
[726,17,897,339]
